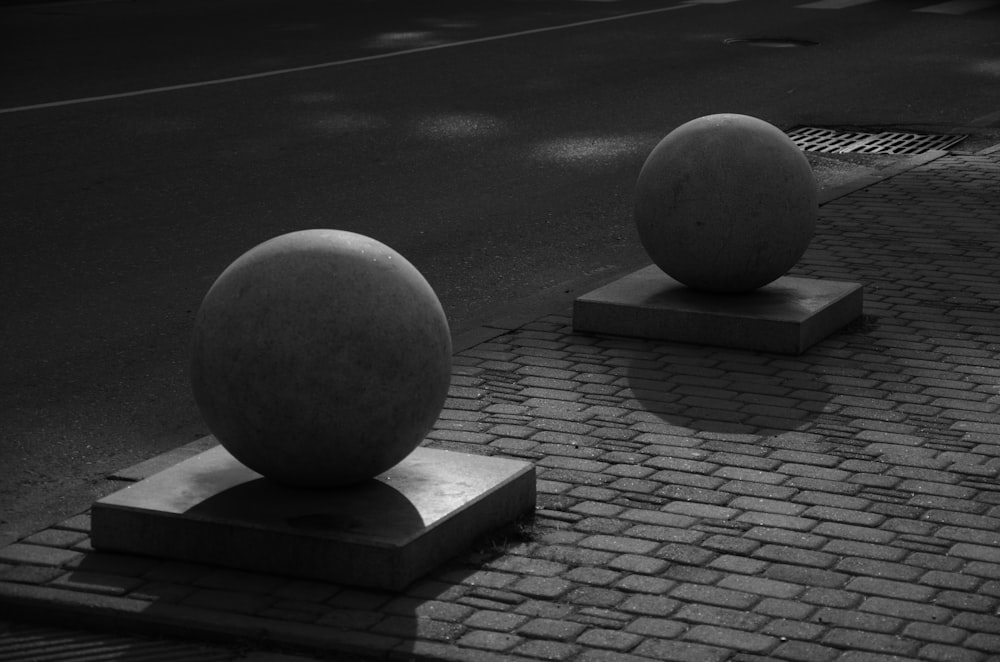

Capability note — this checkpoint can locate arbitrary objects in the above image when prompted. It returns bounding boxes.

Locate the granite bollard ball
[190,229,452,487]
[634,113,817,293]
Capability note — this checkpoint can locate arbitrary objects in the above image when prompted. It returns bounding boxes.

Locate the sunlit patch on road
[366,31,443,50]
[530,134,656,167]
[413,113,506,140]
[302,111,387,135]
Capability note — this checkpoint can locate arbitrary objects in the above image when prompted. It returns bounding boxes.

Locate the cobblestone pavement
[1,149,999,661]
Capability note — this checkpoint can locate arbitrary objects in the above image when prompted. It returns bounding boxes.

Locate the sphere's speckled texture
[190,229,452,488]
[635,114,817,293]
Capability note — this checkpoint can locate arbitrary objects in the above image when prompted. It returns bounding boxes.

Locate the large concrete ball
[190,229,452,488]
[635,114,817,293]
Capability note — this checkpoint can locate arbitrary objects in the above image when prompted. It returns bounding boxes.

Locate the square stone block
[91,444,536,591]
[573,266,863,355]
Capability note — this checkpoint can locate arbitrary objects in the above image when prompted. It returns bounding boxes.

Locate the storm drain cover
[786,126,966,155]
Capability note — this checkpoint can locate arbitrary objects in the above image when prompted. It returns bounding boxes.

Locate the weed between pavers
[466,514,540,563]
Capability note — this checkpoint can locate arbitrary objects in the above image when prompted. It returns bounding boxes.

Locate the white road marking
[0,4,694,115]
[915,0,997,14]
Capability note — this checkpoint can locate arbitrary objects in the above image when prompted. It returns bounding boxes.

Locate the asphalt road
[1,0,998,541]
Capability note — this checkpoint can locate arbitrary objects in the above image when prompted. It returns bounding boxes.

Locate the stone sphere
[634,113,817,292]
[190,229,452,488]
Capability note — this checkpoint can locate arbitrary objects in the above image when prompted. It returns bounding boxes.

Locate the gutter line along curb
[0,582,400,661]
[0,581,532,661]
[816,149,947,205]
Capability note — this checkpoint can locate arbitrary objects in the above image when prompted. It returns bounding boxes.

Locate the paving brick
[753,597,815,620]
[485,555,567,577]
[575,606,631,629]
[918,643,989,662]
[770,640,840,662]
[457,630,523,652]
[141,560,210,585]
[563,566,621,587]
[564,586,628,608]
[632,638,730,662]
[54,514,91,531]
[315,608,382,630]
[0,564,66,585]
[195,568,286,594]
[664,565,723,586]
[619,509,700,528]
[728,496,808,516]
[661,502,739,520]
[510,576,573,600]
[952,612,1000,636]
[964,561,1000,580]
[800,505,885,527]
[578,535,660,555]
[902,621,969,645]
[949,542,1000,563]
[705,451,782,471]
[752,545,838,568]
[656,484,732,506]
[933,590,998,612]
[607,554,670,575]
[619,593,682,617]
[624,617,687,638]
[670,584,758,610]
[0,543,82,567]
[836,557,925,581]
[517,617,586,641]
[712,467,788,485]
[965,632,1000,653]
[934,525,1000,546]
[575,628,644,652]
[765,564,850,589]
[613,575,673,595]
[683,625,779,654]
[22,529,89,548]
[181,588,274,615]
[746,526,826,549]
[716,575,804,599]
[718,480,797,500]
[861,595,952,623]
[50,569,146,596]
[514,640,580,660]
[845,575,937,601]
[821,539,908,561]
[675,597,771,628]
[811,522,895,543]
[761,618,825,641]
[813,605,902,633]
[707,554,768,575]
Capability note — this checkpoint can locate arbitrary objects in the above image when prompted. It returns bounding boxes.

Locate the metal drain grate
[786,127,966,155]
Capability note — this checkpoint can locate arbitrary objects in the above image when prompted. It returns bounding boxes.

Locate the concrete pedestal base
[91,445,536,591]
[573,266,863,355]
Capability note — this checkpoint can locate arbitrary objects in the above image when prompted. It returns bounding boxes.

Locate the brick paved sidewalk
[1,149,999,662]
